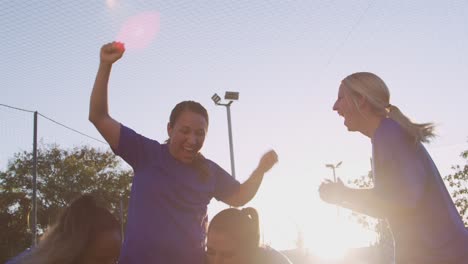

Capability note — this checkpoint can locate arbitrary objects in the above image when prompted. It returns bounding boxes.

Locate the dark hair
[169,100,209,128]
[168,100,210,181]
[19,194,120,264]
[208,207,260,252]
[58,194,120,242]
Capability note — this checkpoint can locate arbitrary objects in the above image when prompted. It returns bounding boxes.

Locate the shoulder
[203,157,226,174]
[374,118,405,140]
[373,118,412,148]
[256,246,292,264]
[121,124,159,142]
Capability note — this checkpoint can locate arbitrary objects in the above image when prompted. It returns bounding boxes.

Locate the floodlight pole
[325,161,342,183]
[325,161,342,216]
[212,93,238,180]
[32,111,38,246]
[225,101,236,179]
[331,166,337,182]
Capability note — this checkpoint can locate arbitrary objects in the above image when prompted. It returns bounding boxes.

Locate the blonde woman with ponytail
[206,207,292,264]
[319,72,468,263]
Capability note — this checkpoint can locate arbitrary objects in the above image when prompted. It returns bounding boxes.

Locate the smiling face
[167,110,208,164]
[332,83,363,132]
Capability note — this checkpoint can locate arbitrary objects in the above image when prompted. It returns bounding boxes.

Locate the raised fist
[100,41,125,65]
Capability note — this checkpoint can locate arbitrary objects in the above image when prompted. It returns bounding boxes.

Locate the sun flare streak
[116,11,160,51]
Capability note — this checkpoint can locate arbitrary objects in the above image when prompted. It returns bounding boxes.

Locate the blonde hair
[18,195,120,264]
[342,72,435,143]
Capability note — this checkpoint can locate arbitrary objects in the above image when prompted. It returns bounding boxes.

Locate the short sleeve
[210,162,240,201]
[112,124,161,169]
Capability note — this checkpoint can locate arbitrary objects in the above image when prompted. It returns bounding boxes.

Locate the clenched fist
[100,41,125,65]
[257,150,278,174]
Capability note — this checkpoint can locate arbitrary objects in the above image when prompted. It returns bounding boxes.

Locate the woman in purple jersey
[89,41,279,264]
[319,72,468,263]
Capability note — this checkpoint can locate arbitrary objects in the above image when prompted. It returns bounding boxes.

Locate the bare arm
[340,188,385,218]
[89,42,124,149]
[319,179,386,218]
[223,150,278,207]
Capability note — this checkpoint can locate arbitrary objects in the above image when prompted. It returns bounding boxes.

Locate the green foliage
[0,144,132,263]
[443,150,468,226]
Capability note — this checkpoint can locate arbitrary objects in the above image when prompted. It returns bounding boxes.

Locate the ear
[357,94,367,108]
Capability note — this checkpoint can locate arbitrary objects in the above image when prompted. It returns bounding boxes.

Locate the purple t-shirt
[371,118,468,263]
[114,125,240,264]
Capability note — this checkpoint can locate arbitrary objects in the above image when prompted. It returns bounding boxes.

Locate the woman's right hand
[100,42,125,65]
[319,178,346,205]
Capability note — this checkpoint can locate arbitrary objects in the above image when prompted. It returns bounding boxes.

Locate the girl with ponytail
[319,72,468,263]
[206,207,291,264]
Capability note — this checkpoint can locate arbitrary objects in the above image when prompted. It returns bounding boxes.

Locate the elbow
[88,111,108,126]
[225,196,247,208]
[88,107,97,124]
[224,189,249,208]
[231,199,247,208]
[88,113,95,124]
[88,114,99,126]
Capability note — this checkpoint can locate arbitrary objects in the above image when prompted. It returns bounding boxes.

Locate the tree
[444,149,468,226]
[0,144,132,263]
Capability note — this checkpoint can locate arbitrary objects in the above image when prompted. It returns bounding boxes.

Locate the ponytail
[241,207,260,248]
[386,104,435,143]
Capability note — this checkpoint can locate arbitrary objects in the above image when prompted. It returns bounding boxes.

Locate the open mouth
[182,146,197,156]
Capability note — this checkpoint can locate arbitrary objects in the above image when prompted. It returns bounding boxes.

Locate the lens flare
[116,11,160,51]
[106,0,118,9]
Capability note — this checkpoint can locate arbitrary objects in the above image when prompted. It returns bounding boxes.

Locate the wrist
[99,62,113,69]
[251,168,266,180]
[254,167,266,175]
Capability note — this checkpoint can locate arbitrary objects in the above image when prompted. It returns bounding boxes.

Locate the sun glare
[106,0,118,9]
[306,214,377,261]
[116,11,160,51]
[257,197,377,261]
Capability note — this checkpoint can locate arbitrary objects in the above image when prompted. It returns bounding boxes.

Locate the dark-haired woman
[89,41,279,264]
[206,207,292,264]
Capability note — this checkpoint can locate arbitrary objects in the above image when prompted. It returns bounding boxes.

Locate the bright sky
[1,0,467,258]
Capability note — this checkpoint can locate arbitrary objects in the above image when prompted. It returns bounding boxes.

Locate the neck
[360,114,384,139]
